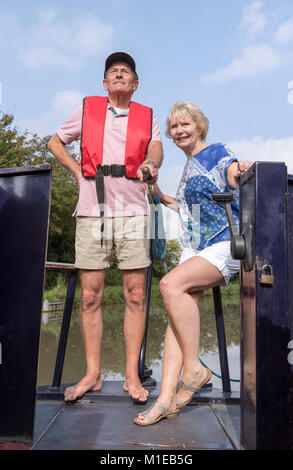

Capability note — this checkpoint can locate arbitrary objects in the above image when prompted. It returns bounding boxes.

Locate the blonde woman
[134,102,252,425]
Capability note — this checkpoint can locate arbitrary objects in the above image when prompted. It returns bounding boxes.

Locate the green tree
[0,113,78,272]
[0,113,39,167]
[152,239,182,279]
[0,113,183,287]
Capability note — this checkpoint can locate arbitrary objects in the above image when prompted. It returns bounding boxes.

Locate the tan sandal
[176,368,212,409]
[134,400,179,426]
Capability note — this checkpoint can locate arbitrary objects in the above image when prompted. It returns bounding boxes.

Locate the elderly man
[48,52,163,404]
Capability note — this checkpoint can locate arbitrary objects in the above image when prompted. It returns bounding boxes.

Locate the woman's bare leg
[135,256,224,422]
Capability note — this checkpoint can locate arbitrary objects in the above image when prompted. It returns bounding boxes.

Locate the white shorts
[179,240,240,284]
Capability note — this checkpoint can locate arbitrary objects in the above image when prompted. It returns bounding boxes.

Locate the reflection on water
[38,292,240,392]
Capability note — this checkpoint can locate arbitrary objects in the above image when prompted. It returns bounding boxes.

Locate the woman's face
[169,113,201,154]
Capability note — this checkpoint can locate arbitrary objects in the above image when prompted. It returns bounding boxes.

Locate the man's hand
[74,167,82,190]
[137,161,158,184]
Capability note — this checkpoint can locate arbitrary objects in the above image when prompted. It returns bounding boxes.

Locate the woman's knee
[160,274,178,299]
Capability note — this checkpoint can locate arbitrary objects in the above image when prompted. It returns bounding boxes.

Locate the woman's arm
[152,183,178,212]
[227,160,254,189]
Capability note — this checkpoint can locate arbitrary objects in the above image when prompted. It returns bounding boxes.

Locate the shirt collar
[107,100,129,116]
[108,105,129,116]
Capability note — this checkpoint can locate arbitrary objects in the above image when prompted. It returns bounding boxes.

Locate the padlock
[260,262,274,285]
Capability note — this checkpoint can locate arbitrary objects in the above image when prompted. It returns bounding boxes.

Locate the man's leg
[122,267,149,403]
[64,269,106,401]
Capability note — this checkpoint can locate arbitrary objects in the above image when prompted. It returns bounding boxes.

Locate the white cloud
[200,44,289,85]
[275,19,293,44]
[161,137,293,192]
[240,1,267,41]
[8,8,114,69]
[288,80,293,104]
[51,90,84,116]
[159,135,293,239]
[23,89,84,136]
[228,136,293,174]
[200,2,292,85]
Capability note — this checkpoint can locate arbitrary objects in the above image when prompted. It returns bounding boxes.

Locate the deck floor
[32,381,240,451]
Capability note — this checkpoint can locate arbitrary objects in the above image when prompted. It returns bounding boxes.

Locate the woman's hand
[152,182,164,200]
[151,183,178,211]
[227,160,254,189]
[236,160,253,177]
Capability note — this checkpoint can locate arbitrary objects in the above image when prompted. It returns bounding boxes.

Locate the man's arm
[137,140,163,184]
[145,140,163,169]
[47,133,82,189]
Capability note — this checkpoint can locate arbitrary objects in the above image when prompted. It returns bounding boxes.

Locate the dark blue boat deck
[32,381,240,450]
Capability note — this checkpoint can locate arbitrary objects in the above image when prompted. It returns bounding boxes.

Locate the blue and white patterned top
[176,143,239,251]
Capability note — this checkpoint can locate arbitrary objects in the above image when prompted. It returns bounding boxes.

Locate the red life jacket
[80,96,153,179]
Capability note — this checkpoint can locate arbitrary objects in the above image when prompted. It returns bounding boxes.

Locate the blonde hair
[165,101,209,141]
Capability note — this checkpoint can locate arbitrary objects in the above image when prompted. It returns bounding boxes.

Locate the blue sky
[1,0,293,206]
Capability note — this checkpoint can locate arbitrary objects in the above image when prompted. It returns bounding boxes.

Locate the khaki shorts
[75,216,151,270]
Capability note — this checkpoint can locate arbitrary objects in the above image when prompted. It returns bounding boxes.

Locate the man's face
[103,61,138,95]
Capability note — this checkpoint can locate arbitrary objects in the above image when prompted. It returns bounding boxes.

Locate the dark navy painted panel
[255,163,289,449]
[240,162,290,450]
[287,174,293,447]
[239,163,256,450]
[0,165,51,442]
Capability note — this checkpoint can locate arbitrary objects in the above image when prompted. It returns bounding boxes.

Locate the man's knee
[124,286,145,307]
[81,288,103,312]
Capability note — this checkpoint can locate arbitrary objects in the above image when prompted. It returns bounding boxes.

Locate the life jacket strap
[94,164,127,246]
[99,164,127,177]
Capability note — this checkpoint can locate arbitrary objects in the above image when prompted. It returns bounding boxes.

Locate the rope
[148,186,240,384]
[199,358,240,383]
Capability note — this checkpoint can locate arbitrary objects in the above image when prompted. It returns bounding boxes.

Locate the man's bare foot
[123,377,149,403]
[64,374,102,402]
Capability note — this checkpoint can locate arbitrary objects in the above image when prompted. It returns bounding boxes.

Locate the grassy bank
[44,275,240,305]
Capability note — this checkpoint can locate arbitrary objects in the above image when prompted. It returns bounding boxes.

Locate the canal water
[38,292,240,392]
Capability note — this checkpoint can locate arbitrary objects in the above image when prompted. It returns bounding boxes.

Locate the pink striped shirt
[57,102,161,217]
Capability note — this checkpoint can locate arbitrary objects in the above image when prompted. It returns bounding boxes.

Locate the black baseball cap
[104,52,138,79]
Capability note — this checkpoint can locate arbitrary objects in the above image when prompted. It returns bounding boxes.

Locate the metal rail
[45,262,232,392]
[212,286,231,393]
[45,262,78,389]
